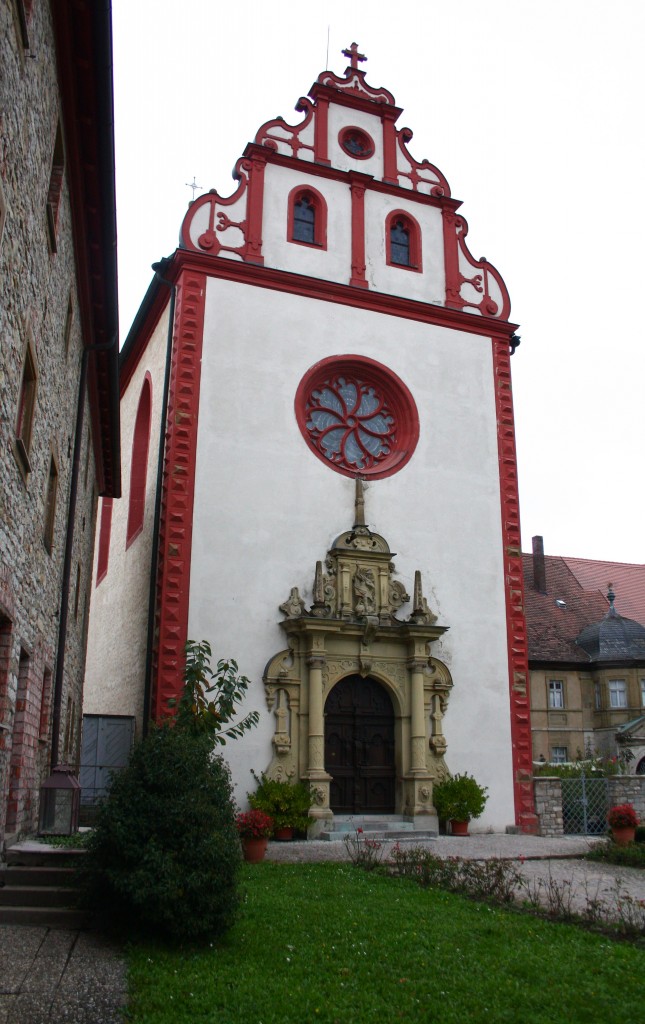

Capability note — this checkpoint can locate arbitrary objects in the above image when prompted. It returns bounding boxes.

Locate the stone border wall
[534,776,645,836]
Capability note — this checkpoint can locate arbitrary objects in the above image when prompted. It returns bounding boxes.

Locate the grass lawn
[126,863,643,1024]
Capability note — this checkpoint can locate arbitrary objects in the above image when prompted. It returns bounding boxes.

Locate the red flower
[236,809,274,839]
[607,803,639,829]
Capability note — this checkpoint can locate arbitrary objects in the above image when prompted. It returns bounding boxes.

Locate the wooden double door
[324,675,395,814]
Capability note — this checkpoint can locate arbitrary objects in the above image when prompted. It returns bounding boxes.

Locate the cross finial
[342,42,367,70]
[185,176,201,201]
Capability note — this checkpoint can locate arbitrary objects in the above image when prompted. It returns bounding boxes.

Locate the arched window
[385,211,422,272]
[126,374,152,547]
[287,186,327,249]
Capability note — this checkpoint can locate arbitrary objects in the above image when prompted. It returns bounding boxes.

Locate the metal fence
[561,775,609,835]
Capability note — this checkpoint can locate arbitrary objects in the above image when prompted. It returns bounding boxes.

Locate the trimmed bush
[81,727,241,941]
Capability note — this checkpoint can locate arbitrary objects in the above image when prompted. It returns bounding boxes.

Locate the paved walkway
[1,834,642,1022]
[0,926,126,1024]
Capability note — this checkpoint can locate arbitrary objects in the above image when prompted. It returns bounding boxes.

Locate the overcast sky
[112,0,645,566]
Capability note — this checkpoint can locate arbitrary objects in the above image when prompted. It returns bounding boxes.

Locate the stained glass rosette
[295,356,419,480]
[306,376,395,474]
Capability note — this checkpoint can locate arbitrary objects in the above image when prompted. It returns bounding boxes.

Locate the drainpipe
[50,337,117,772]
[141,261,176,735]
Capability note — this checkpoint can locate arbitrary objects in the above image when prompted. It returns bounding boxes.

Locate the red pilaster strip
[313,95,330,165]
[349,174,368,289]
[382,110,398,184]
[442,201,462,309]
[244,153,266,265]
[493,336,538,834]
[152,270,207,721]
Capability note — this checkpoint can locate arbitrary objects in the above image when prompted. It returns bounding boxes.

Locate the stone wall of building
[0,0,100,844]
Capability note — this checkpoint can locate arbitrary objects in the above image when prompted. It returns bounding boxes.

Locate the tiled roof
[563,558,645,627]
[522,555,608,663]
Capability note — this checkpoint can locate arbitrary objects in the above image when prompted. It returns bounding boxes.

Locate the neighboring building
[0,0,120,846]
[84,45,537,833]
[524,538,645,773]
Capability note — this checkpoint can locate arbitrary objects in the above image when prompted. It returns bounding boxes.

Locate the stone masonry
[0,0,101,844]
[534,775,645,836]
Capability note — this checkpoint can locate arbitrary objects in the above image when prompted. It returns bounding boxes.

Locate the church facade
[83,47,536,833]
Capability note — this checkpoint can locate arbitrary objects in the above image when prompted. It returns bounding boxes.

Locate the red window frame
[287,185,328,250]
[385,210,422,273]
[126,374,152,547]
[295,355,419,480]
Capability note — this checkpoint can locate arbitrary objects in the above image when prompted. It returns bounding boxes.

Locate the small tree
[82,642,258,941]
[169,640,259,742]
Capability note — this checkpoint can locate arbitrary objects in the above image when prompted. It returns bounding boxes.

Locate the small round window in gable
[339,126,374,160]
[295,355,419,479]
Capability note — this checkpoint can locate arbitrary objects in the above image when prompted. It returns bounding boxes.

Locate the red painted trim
[313,94,330,164]
[244,153,266,265]
[120,249,518,407]
[295,354,419,479]
[492,337,538,834]
[385,210,422,273]
[382,110,399,184]
[126,373,152,548]
[287,185,328,250]
[241,142,453,209]
[152,270,206,723]
[442,202,462,310]
[309,79,401,118]
[338,126,375,160]
[349,174,368,289]
[172,250,518,338]
[96,497,113,585]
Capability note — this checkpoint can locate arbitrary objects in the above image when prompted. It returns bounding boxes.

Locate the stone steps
[0,844,87,927]
[319,815,438,842]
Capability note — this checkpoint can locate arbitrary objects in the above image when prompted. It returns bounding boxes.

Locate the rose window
[295,356,419,480]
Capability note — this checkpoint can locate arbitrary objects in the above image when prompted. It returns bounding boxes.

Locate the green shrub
[586,838,645,869]
[432,772,488,822]
[81,727,241,941]
[248,772,313,832]
[635,825,645,844]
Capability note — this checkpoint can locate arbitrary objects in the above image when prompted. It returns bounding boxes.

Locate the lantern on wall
[38,764,81,835]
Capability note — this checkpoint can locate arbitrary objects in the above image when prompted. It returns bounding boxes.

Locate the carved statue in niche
[272,688,291,754]
[353,566,376,616]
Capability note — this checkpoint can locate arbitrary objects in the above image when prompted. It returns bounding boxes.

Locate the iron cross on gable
[342,42,366,70]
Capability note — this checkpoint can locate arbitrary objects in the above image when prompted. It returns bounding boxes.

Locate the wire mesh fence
[561,775,609,835]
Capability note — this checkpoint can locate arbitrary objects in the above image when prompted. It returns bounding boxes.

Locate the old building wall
[0,0,101,842]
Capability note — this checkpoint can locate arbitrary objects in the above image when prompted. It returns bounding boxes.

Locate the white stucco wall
[261,164,351,283]
[188,277,515,828]
[84,307,171,729]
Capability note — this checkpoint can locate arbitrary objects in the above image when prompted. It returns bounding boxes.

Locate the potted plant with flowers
[248,771,314,840]
[607,803,639,846]
[236,809,274,862]
[432,772,489,836]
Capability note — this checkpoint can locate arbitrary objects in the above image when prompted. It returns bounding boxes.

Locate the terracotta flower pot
[450,819,469,836]
[242,837,268,863]
[611,826,636,847]
[273,827,294,842]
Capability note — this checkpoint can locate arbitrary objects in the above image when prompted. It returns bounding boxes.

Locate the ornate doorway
[325,675,395,814]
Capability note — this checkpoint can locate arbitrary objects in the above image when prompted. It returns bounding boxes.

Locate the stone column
[306,655,326,775]
[305,653,333,835]
[408,657,428,774]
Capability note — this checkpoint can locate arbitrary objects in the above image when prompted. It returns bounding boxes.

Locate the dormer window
[288,186,327,249]
[385,210,422,272]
